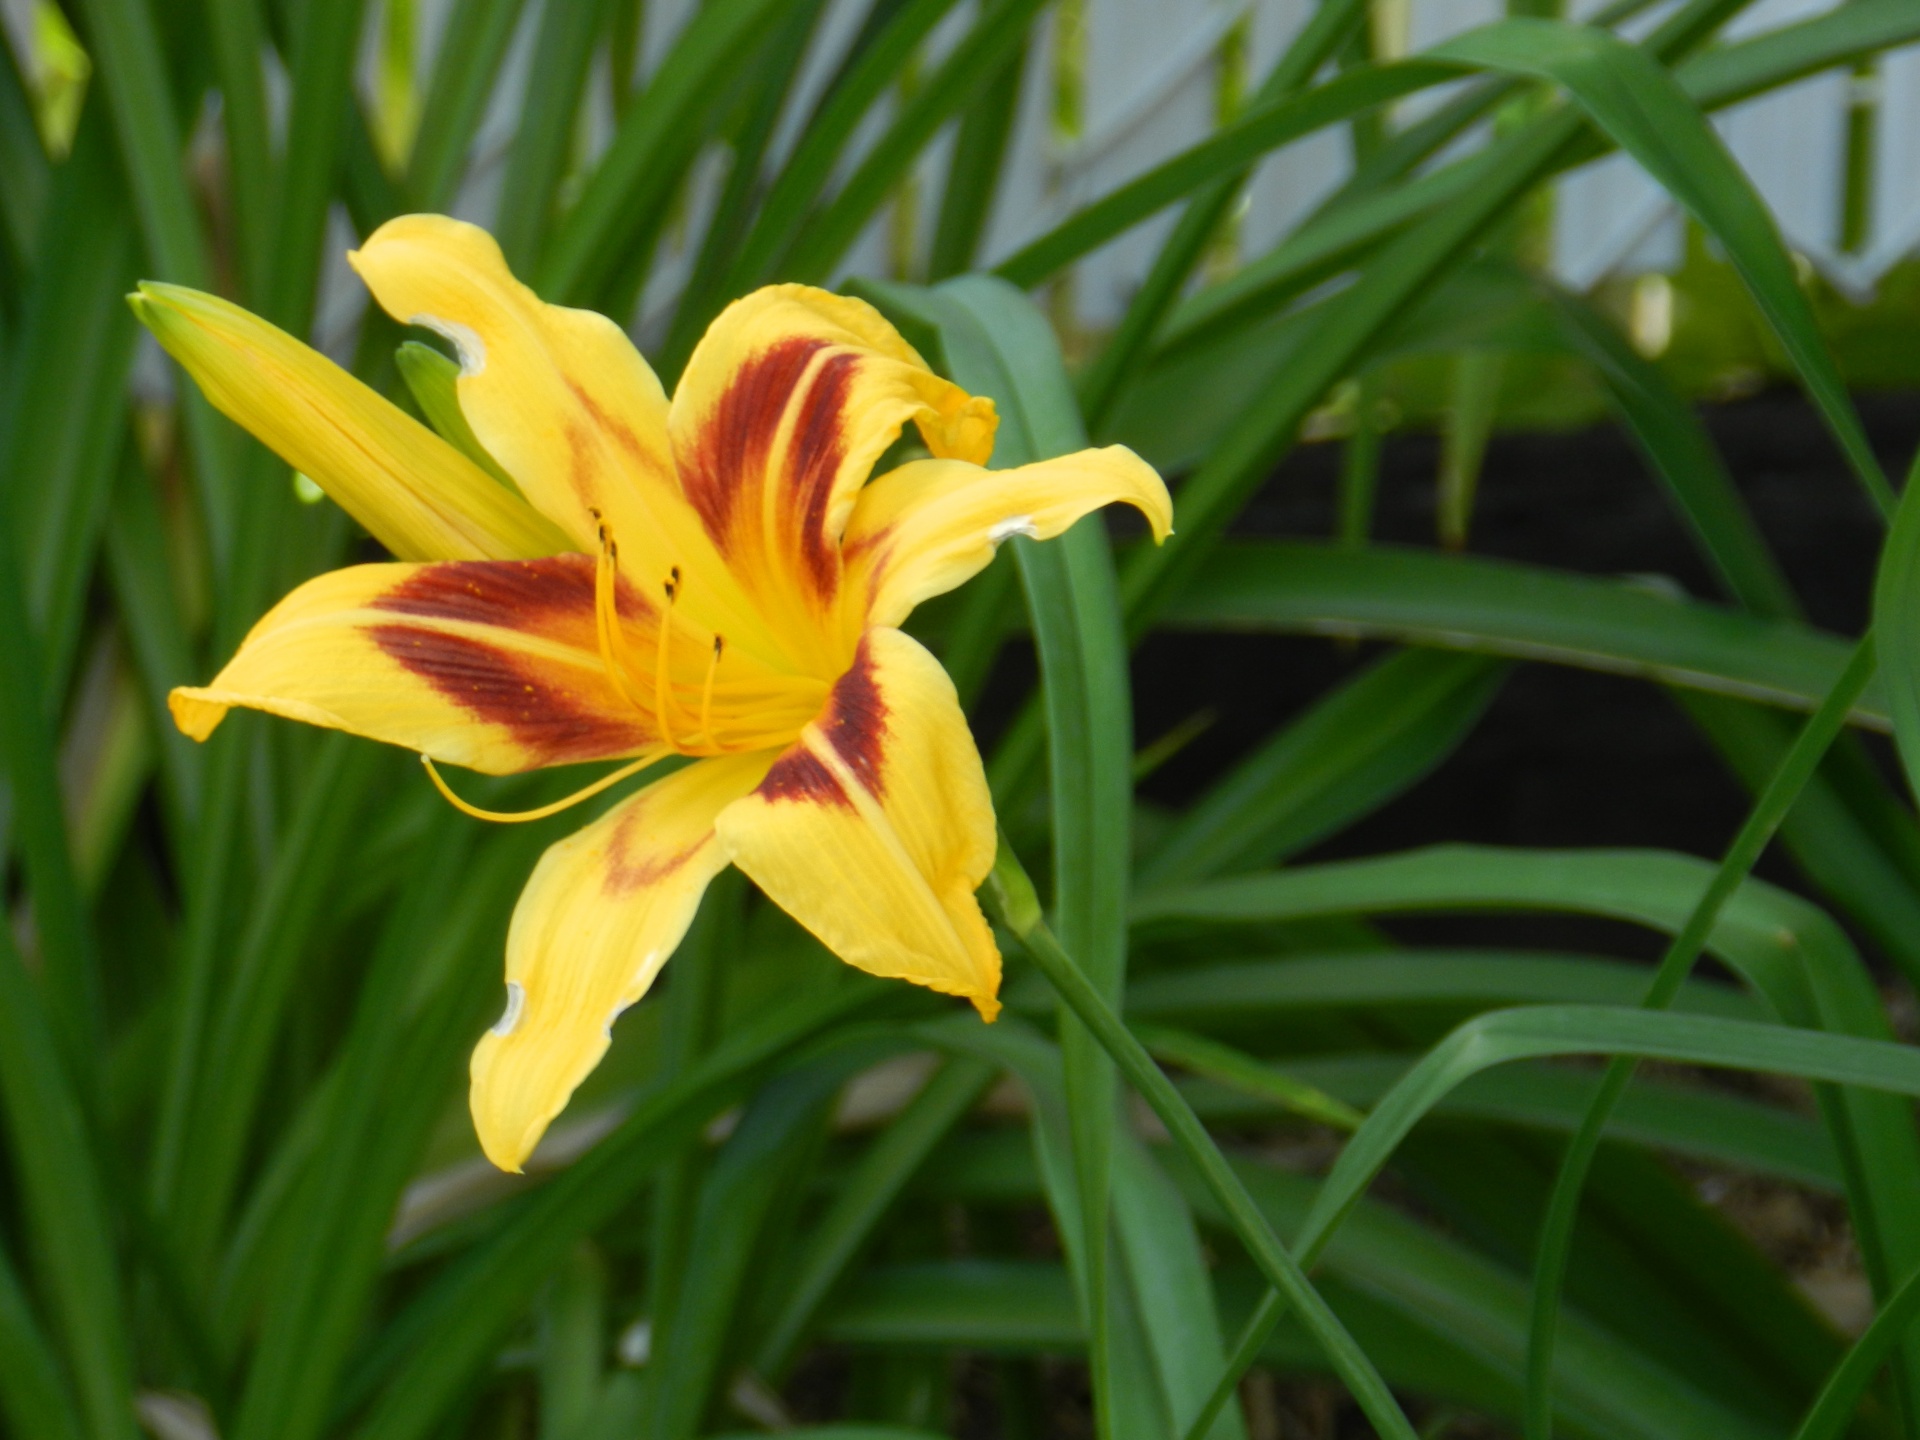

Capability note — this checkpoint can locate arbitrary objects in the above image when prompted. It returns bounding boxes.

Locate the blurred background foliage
[7,1,1920,1439]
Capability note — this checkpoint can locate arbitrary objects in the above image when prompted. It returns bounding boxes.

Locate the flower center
[593,514,730,756]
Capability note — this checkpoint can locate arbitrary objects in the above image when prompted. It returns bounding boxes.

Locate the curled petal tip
[167,686,227,742]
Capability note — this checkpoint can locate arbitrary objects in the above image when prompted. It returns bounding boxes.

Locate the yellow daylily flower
[136,214,1172,1172]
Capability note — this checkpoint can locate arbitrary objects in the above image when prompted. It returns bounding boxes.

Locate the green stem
[982,842,1421,1440]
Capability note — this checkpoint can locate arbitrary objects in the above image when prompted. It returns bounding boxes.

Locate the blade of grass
[651,1055,878,1440]
[1871,447,1920,803]
[231,823,551,1440]
[71,0,210,287]
[1681,691,1920,987]
[264,0,372,330]
[176,737,385,1268]
[0,464,98,1086]
[995,56,1466,290]
[0,29,45,278]
[1140,842,1920,1440]
[644,873,738,1386]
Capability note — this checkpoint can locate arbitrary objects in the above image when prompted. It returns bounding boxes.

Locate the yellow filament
[699,635,724,750]
[592,518,649,713]
[656,569,681,751]
[421,754,656,823]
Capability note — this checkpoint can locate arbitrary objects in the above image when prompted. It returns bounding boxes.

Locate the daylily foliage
[134,215,1171,1171]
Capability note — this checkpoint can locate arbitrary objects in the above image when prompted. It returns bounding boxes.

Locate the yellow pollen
[420,753,655,823]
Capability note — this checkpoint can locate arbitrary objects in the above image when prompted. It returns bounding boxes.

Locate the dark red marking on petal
[757,744,851,809]
[680,336,857,602]
[681,336,825,545]
[369,625,651,767]
[602,806,706,894]
[786,350,857,601]
[373,555,651,631]
[819,634,887,798]
[567,378,650,468]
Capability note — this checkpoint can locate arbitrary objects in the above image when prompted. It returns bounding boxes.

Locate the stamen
[699,635,724,750]
[655,570,680,751]
[592,518,649,713]
[421,753,655,823]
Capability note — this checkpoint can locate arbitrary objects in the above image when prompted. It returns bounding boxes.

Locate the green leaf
[0,1238,84,1440]
[1136,841,1920,1396]
[1429,17,1889,517]
[1540,281,1799,620]
[983,855,1422,1440]
[918,272,1140,1440]
[1301,1002,1920,1263]
[651,1056,871,1440]
[1126,951,1764,1025]
[1519,638,1878,1440]
[1790,1264,1920,1440]
[345,984,888,1440]
[539,0,794,304]
[995,58,1466,289]
[1139,1027,1365,1131]
[754,1057,998,1378]
[394,341,523,495]
[407,0,527,210]
[1872,446,1920,803]
[494,0,613,272]
[720,0,966,297]
[1075,0,1370,429]
[204,0,274,302]
[1139,648,1506,888]
[1160,542,1884,727]
[227,825,531,1440]
[927,35,1028,280]
[0,931,136,1440]
[71,0,212,287]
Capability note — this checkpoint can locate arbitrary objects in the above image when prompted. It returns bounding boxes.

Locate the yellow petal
[130,283,569,562]
[715,627,1001,1017]
[668,285,997,664]
[348,216,778,664]
[470,749,777,1171]
[840,446,1173,630]
[169,557,662,773]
